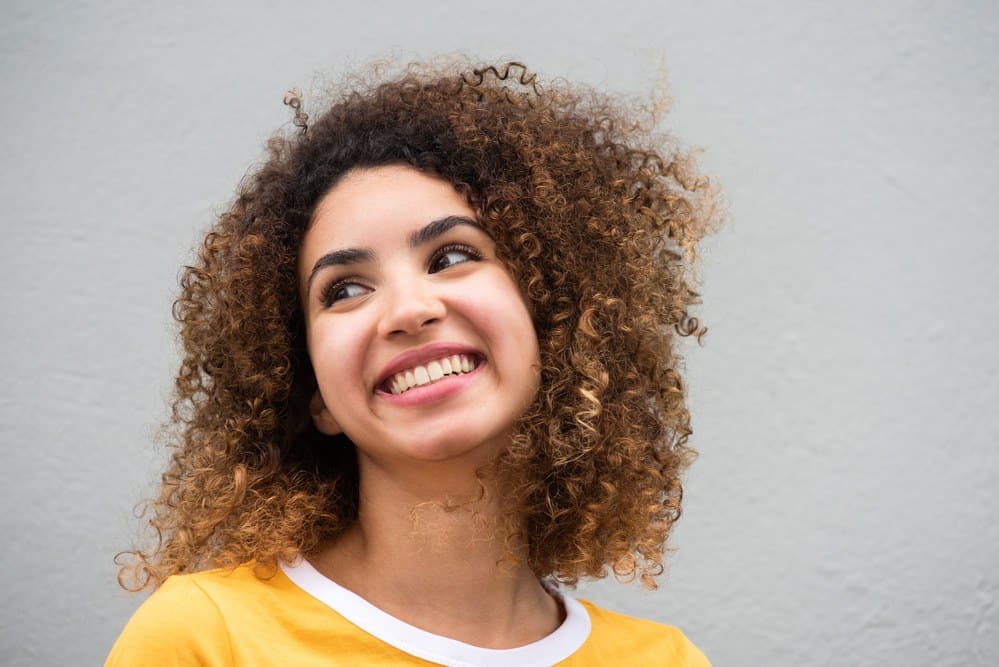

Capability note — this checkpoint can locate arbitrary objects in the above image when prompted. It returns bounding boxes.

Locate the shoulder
[105,568,256,667]
[571,598,710,666]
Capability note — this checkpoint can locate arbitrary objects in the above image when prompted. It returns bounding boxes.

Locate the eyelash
[429,243,482,272]
[318,243,483,308]
[319,278,366,308]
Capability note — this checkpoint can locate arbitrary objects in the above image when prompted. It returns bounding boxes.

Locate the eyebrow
[408,215,483,247]
[306,215,485,296]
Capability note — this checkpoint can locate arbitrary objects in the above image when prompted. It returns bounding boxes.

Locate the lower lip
[375,363,484,407]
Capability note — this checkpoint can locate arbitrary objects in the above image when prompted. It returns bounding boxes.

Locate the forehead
[308,165,472,243]
[297,165,477,287]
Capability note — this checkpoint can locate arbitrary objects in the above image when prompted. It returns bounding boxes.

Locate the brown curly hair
[118,59,720,592]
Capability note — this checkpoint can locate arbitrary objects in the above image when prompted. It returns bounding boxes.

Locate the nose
[377,276,447,337]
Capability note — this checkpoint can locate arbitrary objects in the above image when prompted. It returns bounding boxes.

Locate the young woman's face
[299,165,540,469]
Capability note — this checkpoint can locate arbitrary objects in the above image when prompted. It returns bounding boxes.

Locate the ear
[309,390,343,436]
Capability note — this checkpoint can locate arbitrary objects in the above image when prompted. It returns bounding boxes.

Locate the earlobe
[309,390,343,436]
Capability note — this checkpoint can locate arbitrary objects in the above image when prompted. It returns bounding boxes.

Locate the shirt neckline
[280,558,591,667]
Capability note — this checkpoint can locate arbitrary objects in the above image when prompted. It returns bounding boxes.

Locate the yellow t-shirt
[106,560,709,666]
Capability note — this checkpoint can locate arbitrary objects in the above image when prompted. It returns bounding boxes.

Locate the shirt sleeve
[665,626,711,667]
[105,576,234,667]
[572,599,711,666]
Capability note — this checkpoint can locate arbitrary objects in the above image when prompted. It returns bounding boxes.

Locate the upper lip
[375,341,483,390]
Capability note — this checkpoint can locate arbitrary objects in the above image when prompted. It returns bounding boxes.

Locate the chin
[392,428,510,466]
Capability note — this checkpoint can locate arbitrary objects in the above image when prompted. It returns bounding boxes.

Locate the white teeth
[387,354,479,395]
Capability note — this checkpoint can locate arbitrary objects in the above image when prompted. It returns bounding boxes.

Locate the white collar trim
[280,558,591,667]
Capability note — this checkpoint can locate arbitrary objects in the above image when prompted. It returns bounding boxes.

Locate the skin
[297,165,560,648]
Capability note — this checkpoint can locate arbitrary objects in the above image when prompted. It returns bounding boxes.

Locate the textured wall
[1,1,996,665]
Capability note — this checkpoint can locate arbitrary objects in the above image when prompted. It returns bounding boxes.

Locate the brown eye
[430,244,481,273]
[321,280,370,307]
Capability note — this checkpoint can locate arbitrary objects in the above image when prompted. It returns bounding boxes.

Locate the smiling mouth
[382,353,482,395]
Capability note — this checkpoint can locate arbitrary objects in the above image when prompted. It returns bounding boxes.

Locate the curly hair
[117,59,720,592]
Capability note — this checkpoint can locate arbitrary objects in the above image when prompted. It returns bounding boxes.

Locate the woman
[107,60,718,666]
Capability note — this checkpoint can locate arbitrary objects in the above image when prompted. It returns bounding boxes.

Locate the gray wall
[2,1,996,665]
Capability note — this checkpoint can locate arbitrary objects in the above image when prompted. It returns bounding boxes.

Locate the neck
[311,458,562,648]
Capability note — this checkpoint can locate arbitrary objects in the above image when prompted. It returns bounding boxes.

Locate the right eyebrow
[306,247,374,296]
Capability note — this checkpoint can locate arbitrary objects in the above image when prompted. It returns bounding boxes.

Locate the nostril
[389,316,440,336]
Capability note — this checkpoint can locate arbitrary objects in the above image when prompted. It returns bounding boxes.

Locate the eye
[320,279,370,307]
[429,244,481,273]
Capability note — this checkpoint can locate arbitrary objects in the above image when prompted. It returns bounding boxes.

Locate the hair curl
[118,59,720,592]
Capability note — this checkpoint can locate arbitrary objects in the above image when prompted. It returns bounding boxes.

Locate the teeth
[387,354,478,395]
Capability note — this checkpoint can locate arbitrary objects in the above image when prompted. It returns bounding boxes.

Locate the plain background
[2,1,997,665]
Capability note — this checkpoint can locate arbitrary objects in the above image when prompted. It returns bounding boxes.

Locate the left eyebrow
[409,215,489,247]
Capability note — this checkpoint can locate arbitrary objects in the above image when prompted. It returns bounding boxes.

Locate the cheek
[469,274,539,361]
[498,277,539,353]
[308,320,366,392]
